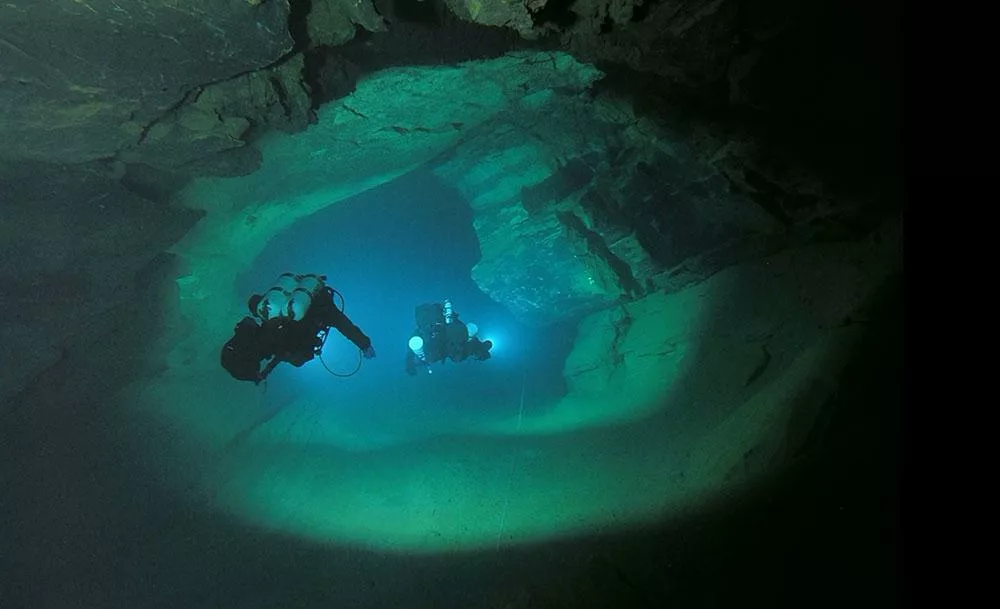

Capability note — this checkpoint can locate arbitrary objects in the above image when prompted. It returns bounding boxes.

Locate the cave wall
[0,0,902,407]
[0,3,903,605]
[0,0,294,165]
[431,83,781,326]
[0,161,201,409]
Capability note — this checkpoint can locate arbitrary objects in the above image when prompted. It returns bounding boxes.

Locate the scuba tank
[288,273,326,321]
[256,273,327,321]
[256,272,297,319]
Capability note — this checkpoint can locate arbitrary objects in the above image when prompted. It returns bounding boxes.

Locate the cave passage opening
[236,166,580,444]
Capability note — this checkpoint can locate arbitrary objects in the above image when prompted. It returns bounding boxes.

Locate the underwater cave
[1,1,903,608]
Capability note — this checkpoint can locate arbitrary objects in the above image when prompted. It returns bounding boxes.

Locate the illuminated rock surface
[1,2,902,607]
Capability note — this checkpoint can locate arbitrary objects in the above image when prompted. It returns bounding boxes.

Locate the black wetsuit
[222,286,372,383]
[405,303,491,375]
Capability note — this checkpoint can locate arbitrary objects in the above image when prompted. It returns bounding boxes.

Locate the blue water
[236,168,578,427]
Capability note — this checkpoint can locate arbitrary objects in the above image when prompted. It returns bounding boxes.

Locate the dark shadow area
[303,8,548,107]
[0,160,203,417]
[0,265,901,608]
[632,271,903,609]
[287,0,315,51]
[385,0,442,24]
[304,45,366,106]
[342,19,532,70]
[592,0,903,217]
[120,162,196,205]
[531,0,579,29]
[743,0,903,202]
[298,0,569,109]
[630,0,654,23]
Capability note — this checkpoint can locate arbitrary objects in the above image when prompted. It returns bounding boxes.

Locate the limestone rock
[555,218,902,433]
[167,52,607,333]
[0,1,294,165]
[307,0,387,47]
[118,55,314,175]
[433,85,779,326]
[470,205,626,326]
[0,161,202,407]
[444,0,536,36]
[564,0,740,86]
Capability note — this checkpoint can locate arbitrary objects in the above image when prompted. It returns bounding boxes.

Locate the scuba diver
[405,298,492,375]
[221,273,376,384]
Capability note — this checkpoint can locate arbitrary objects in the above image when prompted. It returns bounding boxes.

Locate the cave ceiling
[0,0,902,404]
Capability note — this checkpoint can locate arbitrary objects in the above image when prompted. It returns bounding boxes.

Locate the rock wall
[0,161,201,409]
[0,0,295,165]
[432,82,779,326]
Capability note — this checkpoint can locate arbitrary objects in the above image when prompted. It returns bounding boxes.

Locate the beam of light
[476,323,508,359]
[140,239,897,557]
[135,55,901,554]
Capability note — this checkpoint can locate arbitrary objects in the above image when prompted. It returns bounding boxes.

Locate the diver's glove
[477,340,493,361]
[362,345,376,359]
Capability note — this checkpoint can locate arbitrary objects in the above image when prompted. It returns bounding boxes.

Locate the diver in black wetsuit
[221,273,375,384]
[405,298,492,375]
